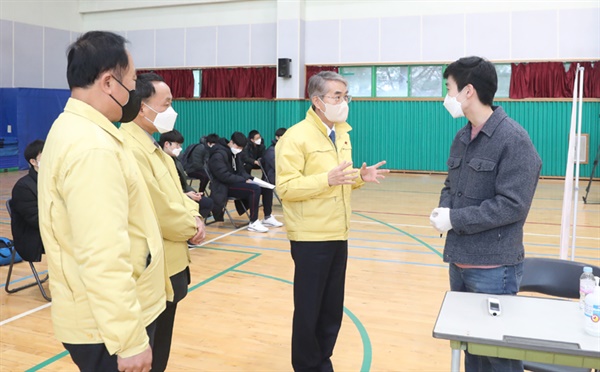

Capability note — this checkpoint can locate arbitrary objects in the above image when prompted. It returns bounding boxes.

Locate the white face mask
[443,89,466,119]
[254,138,262,146]
[319,98,349,123]
[144,103,178,133]
[231,147,242,155]
[172,147,182,157]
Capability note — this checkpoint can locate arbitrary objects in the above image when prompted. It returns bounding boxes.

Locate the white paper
[249,177,275,189]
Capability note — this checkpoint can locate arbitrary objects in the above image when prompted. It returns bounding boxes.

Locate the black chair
[5,199,51,301]
[519,257,600,372]
[257,159,281,205]
[203,164,250,228]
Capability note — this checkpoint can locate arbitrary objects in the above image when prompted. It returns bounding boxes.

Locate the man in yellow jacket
[120,72,206,372]
[38,31,171,372]
[276,71,388,371]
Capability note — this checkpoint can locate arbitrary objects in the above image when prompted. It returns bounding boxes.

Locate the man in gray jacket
[430,56,542,372]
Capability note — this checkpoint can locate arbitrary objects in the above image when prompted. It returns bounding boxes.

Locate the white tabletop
[433,291,600,357]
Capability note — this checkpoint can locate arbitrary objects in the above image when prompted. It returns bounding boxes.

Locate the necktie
[329,131,336,147]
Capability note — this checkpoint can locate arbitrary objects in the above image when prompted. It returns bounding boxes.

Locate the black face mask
[109,75,142,123]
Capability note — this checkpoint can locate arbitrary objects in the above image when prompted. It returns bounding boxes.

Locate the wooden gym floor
[0,171,598,371]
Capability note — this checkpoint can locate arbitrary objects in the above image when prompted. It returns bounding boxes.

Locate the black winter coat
[241,142,265,174]
[208,141,251,219]
[262,140,277,184]
[10,168,44,262]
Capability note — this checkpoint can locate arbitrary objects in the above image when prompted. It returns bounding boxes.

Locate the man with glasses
[276,71,389,371]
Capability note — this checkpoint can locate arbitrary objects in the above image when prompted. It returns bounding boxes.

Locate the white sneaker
[262,215,283,227]
[248,220,269,233]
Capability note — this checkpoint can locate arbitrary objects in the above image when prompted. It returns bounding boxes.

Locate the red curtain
[305,66,339,98]
[510,62,599,99]
[565,62,600,98]
[201,67,276,98]
[137,69,194,98]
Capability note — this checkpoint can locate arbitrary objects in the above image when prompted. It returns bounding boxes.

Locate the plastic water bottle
[580,267,595,310]
[583,276,600,337]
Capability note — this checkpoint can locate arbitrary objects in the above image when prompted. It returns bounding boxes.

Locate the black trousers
[227,182,273,222]
[187,170,209,193]
[63,319,157,372]
[152,267,190,372]
[198,195,214,219]
[290,240,348,372]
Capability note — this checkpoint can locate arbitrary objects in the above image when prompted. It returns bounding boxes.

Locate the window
[376,66,409,97]
[495,64,510,98]
[193,70,201,98]
[339,67,372,97]
[311,62,514,99]
[410,65,443,97]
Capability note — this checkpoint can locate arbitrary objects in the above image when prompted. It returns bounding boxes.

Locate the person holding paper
[208,132,283,232]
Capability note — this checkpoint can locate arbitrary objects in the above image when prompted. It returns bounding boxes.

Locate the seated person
[10,139,45,262]
[241,129,265,175]
[208,132,282,232]
[180,133,219,193]
[159,130,215,220]
[262,127,287,184]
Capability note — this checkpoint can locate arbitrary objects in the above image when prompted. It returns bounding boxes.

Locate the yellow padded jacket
[38,98,171,358]
[120,122,198,278]
[276,107,364,242]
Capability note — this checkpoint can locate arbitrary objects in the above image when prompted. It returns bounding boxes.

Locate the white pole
[570,66,585,261]
[559,64,580,259]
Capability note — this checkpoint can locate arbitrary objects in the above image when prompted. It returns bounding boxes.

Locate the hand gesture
[359,161,389,183]
[189,216,206,245]
[117,345,152,372]
[328,161,358,186]
[186,191,202,202]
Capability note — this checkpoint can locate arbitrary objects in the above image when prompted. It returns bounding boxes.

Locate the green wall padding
[172,99,600,177]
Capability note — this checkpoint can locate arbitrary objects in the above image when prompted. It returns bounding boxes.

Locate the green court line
[188,249,260,292]
[25,246,260,371]
[25,350,69,372]
[233,269,373,372]
[353,211,443,258]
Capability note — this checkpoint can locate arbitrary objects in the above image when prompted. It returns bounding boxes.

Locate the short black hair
[443,56,497,106]
[24,140,44,166]
[205,133,219,145]
[136,73,165,101]
[231,132,247,147]
[66,31,130,89]
[275,127,287,137]
[159,130,184,148]
[248,130,260,140]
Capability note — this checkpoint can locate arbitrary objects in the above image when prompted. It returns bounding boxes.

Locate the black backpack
[179,143,201,169]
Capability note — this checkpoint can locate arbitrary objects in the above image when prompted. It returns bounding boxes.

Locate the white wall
[0,0,598,93]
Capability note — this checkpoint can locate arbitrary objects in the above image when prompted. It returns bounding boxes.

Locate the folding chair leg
[29,262,51,301]
[274,191,282,205]
[224,207,250,229]
[5,247,51,301]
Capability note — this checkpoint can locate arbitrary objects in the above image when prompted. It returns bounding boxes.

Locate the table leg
[451,348,461,372]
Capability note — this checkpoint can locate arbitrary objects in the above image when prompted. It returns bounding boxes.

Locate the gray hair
[307,71,348,101]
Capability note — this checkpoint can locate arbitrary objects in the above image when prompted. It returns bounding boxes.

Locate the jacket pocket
[465,158,497,200]
[300,196,344,234]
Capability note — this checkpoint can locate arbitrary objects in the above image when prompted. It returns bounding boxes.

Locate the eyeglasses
[321,95,352,103]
